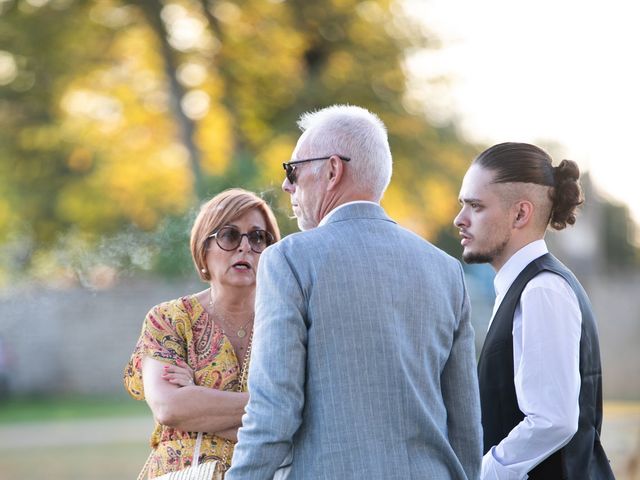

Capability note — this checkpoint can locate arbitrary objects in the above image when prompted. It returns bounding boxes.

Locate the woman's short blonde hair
[190,188,281,282]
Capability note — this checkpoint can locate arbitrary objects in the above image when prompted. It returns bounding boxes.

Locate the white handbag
[149,431,225,480]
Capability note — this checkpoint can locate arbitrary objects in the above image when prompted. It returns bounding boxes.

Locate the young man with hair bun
[454,142,614,480]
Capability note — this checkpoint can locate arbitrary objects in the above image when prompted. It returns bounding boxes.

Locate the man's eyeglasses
[282,155,351,184]
[207,226,274,254]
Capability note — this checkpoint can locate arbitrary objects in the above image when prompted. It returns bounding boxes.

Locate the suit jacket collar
[321,201,396,226]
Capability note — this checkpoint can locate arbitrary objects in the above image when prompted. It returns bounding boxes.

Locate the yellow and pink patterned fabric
[124,295,246,478]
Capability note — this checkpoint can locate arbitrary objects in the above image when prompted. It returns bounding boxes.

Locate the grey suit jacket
[226,203,482,479]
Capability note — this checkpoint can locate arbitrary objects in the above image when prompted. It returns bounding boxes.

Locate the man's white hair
[297,104,392,201]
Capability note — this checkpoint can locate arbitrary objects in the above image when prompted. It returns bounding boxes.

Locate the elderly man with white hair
[226,105,482,480]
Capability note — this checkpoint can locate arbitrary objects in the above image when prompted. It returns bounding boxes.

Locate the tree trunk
[138,0,207,200]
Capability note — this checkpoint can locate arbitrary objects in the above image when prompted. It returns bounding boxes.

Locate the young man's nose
[453,210,467,228]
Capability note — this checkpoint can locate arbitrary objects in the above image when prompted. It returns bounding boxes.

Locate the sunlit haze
[404,0,640,225]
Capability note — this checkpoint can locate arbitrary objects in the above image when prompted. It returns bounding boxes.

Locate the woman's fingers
[163,363,192,375]
[176,358,194,374]
[161,362,195,386]
[162,372,193,386]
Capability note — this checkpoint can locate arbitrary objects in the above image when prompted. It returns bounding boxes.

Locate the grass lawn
[0,394,148,424]
[0,398,637,479]
[0,442,150,480]
[0,395,152,479]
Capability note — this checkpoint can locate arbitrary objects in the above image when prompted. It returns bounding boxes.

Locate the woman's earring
[201,268,207,274]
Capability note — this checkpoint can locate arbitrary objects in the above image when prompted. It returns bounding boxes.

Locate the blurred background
[0,0,638,478]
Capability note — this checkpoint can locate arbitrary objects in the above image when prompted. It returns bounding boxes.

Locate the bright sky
[403,0,640,225]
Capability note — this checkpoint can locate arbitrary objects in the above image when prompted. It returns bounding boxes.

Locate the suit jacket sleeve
[225,245,307,479]
[440,262,483,479]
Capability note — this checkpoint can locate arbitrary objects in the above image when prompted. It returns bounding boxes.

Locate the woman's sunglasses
[207,226,274,253]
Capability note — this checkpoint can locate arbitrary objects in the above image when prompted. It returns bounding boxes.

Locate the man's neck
[491,234,546,272]
[318,189,377,221]
[321,190,374,215]
[318,199,379,227]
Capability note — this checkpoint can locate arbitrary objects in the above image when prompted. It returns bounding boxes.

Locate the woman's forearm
[143,356,248,432]
[151,388,248,432]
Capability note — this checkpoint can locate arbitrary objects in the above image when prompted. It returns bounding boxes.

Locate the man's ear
[512,200,534,229]
[326,155,345,191]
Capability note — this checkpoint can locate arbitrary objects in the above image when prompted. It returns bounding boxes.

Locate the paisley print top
[124,295,246,478]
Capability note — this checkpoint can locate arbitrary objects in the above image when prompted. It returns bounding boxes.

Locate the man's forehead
[293,132,313,159]
[460,165,496,195]
[467,164,495,182]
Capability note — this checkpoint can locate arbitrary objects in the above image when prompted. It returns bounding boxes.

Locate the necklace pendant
[237,328,247,338]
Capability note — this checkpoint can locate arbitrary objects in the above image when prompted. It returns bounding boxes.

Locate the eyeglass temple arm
[283,155,351,168]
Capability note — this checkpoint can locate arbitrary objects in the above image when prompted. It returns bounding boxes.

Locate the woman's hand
[161,359,195,387]
[215,427,238,442]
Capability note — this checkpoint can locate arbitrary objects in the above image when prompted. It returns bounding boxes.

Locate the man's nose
[453,209,466,228]
[282,177,294,194]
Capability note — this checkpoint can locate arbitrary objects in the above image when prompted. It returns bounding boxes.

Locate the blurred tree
[602,202,639,269]
[0,0,114,270]
[7,0,633,285]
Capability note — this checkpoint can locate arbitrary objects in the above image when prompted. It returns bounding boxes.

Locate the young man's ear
[513,200,534,228]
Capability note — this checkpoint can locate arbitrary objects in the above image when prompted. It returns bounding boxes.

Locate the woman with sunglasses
[124,188,280,478]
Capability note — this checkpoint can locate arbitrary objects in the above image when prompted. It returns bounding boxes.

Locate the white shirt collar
[493,239,549,298]
[318,201,379,227]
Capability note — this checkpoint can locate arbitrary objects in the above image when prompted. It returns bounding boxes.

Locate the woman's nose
[237,234,251,252]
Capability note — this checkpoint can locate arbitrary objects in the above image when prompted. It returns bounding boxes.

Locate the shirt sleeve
[123,300,189,400]
[482,272,582,479]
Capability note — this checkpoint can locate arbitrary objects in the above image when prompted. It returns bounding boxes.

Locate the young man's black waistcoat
[477,253,614,479]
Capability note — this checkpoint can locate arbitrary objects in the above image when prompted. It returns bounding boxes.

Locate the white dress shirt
[482,239,582,480]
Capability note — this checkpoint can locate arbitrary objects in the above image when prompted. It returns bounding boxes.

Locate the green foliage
[151,212,195,277]
[602,202,639,268]
[2,0,635,281]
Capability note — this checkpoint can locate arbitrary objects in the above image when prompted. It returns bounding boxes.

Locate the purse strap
[137,450,154,480]
[137,332,252,479]
[218,331,252,470]
[192,431,204,468]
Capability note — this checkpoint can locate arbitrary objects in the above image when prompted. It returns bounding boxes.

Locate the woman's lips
[232,261,252,271]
